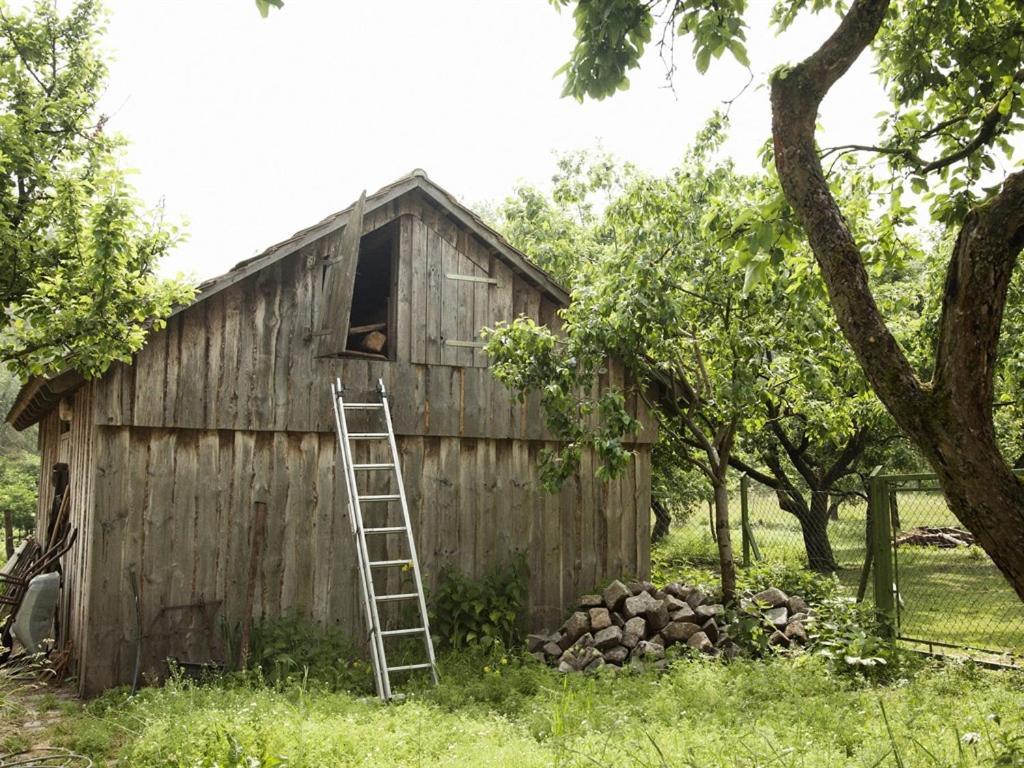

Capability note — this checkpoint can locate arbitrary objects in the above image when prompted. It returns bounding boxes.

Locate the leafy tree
[482,150,632,286]
[0,0,191,379]
[488,138,772,598]
[551,0,1024,600]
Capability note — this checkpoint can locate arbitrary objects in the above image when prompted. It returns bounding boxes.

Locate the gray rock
[768,630,791,647]
[573,632,595,649]
[531,651,546,663]
[621,631,640,650]
[556,632,575,651]
[787,596,810,615]
[661,621,701,645]
[788,612,809,624]
[558,660,574,673]
[578,594,604,609]
[686,631,713,652]
[602,580,631,612]
[649,633,665,647]
[646,600,671,632]
[695,603,724,623]
[611,611,625,628]
[624,616,647,637]
[624,591,660,619]
[664,595,687,612]
[589,607,612,631]
[627,580,647,596]
[701,618,719,644]
[561,611,591,642]
[754,587,789,608]
[635,640,665,660]
[593,625,623,650]
[526,633,548,653]
[670,603,697,623]
[603,645,629,665]
[685,588,709,609]
[664,582,692,601]
[784,621,808,645]
[765,606,788,629]
[543,641,563,657]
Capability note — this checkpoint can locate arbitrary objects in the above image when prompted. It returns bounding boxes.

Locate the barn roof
[184,169,569,315]
[6,170,569,431]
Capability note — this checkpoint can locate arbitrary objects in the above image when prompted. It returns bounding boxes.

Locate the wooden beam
[317,191,366,357]
[445,273,498,285]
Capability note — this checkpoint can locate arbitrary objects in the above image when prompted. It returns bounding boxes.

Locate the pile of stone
[896,526,974,548]
[527,580,812,673]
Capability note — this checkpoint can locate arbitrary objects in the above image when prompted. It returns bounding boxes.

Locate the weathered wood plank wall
[79,426,651,694]
[34,384,96,683]
[89,191,656,444]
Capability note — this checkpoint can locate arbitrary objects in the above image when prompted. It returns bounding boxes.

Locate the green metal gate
[869,472,1024,666]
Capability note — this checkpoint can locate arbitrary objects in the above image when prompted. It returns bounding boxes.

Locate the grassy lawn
[2,652,1024,767]
[662,489,1024,660]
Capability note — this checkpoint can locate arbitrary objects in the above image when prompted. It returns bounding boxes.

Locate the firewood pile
[895,526,975,548]
[527,579,813,673]
[347,323,387,355]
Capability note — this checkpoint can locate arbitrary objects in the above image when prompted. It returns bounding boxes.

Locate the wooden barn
[5,170,655,696]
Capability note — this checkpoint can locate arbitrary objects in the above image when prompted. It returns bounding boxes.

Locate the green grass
[660,489,1024,660]
[28,653,1024,767]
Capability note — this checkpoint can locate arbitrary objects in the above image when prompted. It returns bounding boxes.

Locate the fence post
[740,473,750,567]
[869,470,896,638]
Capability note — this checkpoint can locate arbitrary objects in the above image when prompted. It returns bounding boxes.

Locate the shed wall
[34,384,95,682]
[79,425,651,695]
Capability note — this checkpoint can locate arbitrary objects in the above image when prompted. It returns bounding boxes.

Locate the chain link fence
[737,471,1024,665]
[739,475,870,594]
[878,474,1024,665]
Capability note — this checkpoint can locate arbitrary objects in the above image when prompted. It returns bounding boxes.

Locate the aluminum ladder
[330,377,439,700]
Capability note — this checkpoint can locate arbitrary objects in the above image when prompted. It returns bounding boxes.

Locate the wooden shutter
[317,192,366,356]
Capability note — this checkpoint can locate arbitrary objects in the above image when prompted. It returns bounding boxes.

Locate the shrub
[247,614,374,693]
[429,554,528,650]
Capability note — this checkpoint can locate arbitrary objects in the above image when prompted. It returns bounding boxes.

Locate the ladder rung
[375,592,419,603]
[364,526,407,535]
[348,432,389,440]
[387,663,433,673]
[381,627,426,637]
[359,494,400,502]
[370,559,413,568]
[352,463,395,470]
[343,403,384,410]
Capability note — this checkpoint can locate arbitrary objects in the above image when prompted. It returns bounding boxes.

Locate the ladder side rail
[378,379,440,684]
[338,383,395,700]
[332,380,388,699]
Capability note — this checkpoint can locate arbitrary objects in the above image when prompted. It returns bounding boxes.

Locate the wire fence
[738,472,1024,665]
[882,474,1024,664]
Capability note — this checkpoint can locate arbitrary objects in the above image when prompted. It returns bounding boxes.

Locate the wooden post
[239,501,268,669]
[740,473,750,567]
[3,509,13,559]
[869,469,896,637]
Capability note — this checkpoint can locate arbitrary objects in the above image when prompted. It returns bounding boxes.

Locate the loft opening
[344,222,398,360]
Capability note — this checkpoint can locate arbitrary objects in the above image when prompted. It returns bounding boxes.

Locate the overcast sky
[93,1,888,280]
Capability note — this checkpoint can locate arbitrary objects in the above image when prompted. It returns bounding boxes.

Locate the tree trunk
[798,493,839,572]
[712,474,736,599]
[769,0,1024,601]
[3,510,13,560]
[651,498,671,544]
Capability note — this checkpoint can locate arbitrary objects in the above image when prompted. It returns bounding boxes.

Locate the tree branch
[770,0,933,439]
